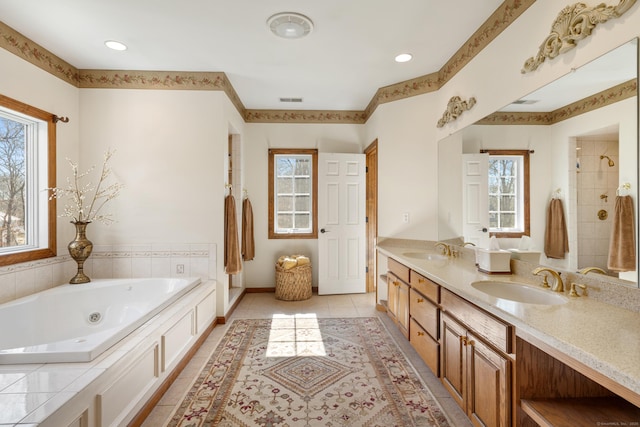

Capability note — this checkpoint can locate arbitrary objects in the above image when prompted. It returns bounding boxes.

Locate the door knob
[320,228,329,233]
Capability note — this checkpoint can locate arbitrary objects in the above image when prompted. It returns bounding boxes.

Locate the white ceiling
[0,0,505,111]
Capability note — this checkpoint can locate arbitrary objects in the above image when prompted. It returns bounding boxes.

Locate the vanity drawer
[410,318,439,376]
[409,288,439,339]
[441,288,513,354]
[409,271,440,303]
[388,258,410,283]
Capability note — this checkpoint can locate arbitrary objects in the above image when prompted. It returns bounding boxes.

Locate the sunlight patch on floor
[266,313,327,357]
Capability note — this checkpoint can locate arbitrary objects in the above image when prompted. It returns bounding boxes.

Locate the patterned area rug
[168,317,450,427]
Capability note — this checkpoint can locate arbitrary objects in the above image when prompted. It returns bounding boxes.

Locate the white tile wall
[0,243,217,305]
[576,138,619,270]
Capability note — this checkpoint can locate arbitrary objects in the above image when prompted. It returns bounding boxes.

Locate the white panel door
[318,153,366,295]
[462,153,490,247]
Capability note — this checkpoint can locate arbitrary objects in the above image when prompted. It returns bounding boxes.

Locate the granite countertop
[377,239,640,400]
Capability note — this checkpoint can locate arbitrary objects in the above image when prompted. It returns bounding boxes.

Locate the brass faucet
[532,267,564,292]
[435,242,451,256]
[578,266,607,275]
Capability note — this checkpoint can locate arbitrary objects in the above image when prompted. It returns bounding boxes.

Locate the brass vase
[68,221,93,284]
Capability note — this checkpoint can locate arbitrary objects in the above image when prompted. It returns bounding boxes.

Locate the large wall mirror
[438,38,639,287]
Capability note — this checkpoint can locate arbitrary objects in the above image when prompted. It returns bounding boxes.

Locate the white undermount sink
[471,280,567,305]
[402,252,448,261]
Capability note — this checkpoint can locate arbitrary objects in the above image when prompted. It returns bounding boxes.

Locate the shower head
[600,155,615,167]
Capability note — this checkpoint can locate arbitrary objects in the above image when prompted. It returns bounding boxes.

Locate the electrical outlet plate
[176,264,184,274]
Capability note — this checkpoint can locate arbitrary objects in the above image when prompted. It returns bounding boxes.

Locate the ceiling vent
[512,99,539,105]
[279,97,304,103]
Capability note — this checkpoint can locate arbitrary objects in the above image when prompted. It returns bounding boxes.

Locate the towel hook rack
[617,182,631,196]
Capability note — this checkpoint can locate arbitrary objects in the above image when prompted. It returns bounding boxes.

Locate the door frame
[364,139,378,295]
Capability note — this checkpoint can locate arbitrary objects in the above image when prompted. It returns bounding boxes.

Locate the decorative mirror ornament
[436,96,477,128]
[522,0,637,73]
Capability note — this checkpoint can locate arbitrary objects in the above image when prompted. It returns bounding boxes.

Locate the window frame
[486,149,530,238]
[0,94,57,266]
[268,148,318,239]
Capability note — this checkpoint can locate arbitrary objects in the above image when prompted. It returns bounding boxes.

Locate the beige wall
[0,0,639,308]
[242,123,364,287]
[367,0,640,255]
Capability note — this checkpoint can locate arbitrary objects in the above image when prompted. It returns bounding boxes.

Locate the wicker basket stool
[275,263,312,301]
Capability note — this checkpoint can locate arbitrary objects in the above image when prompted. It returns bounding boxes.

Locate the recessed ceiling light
[104,40,127,51]
[267,12,314,39]
[395,53,413,63]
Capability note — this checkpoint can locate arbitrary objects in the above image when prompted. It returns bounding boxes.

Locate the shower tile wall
[0,243,217,305]
[577,138,619,270]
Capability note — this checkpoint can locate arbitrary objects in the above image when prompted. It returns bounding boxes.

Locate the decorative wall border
[244,109,367,124]
[363,0,535,118]
[0,21,78,86]
[475,79,637,125]
[77,69,247,116]
[0,0,535,124]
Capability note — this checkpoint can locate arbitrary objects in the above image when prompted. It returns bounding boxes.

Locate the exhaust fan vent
[279,97,304,103]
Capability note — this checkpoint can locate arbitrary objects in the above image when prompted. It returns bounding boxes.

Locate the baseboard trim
[215,288,248,324]
[245,286,319,293]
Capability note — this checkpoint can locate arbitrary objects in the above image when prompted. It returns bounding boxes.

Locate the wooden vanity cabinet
[517,337,640,427]
[408,270,441,376]
[387,258,410,338]
[441,289,514,427]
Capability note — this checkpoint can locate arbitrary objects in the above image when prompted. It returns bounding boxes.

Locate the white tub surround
[377,239,640,404]
[0,279,217,426]
[0,278,201,364]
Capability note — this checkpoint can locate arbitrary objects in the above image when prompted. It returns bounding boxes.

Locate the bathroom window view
[0,96,54,264]
[268,148,318,239]
[0,112,27,249]
[487,149,530,237]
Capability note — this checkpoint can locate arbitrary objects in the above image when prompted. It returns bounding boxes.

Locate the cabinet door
[397,280,410,335]
[466,331,511,427]
[441,313,466,409]
[387,273,399,318]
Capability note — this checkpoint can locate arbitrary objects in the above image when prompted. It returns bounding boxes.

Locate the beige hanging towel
[224,194,242,275]
[242,197,255,261]
[608,195,636,272]
[544,198,569,259]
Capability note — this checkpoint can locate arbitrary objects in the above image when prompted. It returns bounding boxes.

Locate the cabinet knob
[417,331,425,337]
[393,281,400,287]
[418,278,425,283]
[416,298,424,303]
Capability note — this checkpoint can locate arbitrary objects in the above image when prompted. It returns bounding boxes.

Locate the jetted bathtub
[0,277,201,364]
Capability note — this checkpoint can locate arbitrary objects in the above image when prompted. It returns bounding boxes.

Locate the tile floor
[141,292,472,426]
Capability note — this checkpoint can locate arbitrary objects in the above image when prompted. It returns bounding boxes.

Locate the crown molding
[476,79,637,125]
[0,0,534,124]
